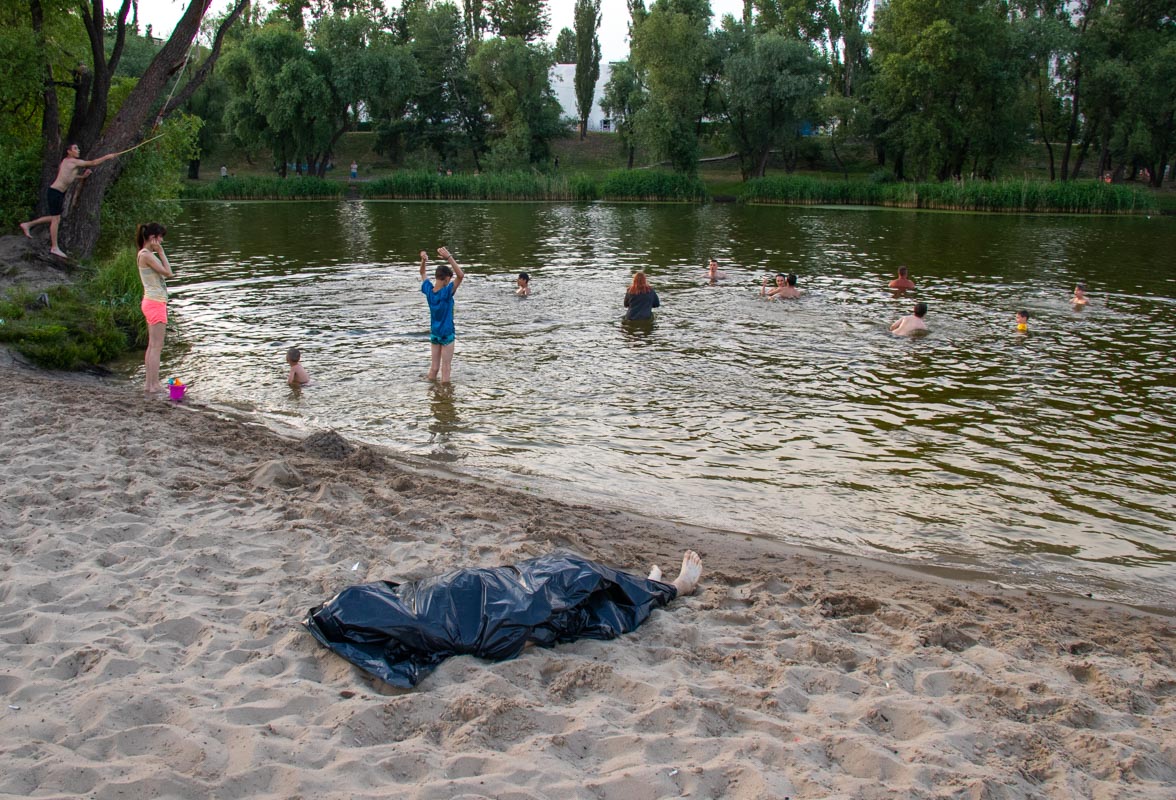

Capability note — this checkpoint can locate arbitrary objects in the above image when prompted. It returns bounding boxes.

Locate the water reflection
[155,201,1176,607]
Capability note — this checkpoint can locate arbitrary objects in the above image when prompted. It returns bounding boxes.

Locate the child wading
[419,247,465,382]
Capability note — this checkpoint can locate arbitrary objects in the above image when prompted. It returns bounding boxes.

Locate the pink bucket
[168,384,186,401]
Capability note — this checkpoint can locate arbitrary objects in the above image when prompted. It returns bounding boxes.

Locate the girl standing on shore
[136,222,173,394]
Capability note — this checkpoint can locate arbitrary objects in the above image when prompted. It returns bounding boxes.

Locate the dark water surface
[149,201,1176,608]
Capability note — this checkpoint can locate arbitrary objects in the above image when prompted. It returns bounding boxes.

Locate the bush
[0,135,40,232]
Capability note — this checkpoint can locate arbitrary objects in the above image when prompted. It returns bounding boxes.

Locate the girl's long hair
[628,271,651,295]
[135,222,167,249]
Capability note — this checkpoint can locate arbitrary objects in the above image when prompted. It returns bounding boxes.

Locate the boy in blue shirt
[419,246,465,382]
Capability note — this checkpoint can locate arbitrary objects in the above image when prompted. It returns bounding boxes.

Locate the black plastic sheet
[304,552,678,688]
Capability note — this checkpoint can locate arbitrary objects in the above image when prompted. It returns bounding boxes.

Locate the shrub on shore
[599,170,708,202]
[0,249,146,369]
[741,175,1156,214]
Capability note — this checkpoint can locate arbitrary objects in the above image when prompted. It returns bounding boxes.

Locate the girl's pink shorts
[141,298,168,325]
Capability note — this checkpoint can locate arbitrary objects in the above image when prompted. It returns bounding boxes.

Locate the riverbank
[1,357,1172,799]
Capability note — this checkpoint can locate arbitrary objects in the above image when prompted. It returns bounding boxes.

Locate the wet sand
[1,356,1173,799]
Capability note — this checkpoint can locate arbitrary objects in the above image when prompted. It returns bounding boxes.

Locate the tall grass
[180,176,345,200]
[361,171,575,200]
[599,170,708,202]
[741,176,1156,214]
[361,169,707,202]
[0,248,146,369]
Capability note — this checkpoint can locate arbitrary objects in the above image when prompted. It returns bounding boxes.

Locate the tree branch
[164,0,251,114]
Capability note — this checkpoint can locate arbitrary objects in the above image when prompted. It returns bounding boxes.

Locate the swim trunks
[429,333,455,346]
[46,188,65,216]
[141,298,168,325]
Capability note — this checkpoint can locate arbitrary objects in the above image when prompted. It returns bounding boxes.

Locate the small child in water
[1016,310,1029,332]
[516,272,531,297]
[890,302,928,336]
[1072,284,1089,306]
[286,347,310,386]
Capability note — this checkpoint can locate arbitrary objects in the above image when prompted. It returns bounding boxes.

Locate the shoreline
[191,385,1174,618]
[2,356,1174,798]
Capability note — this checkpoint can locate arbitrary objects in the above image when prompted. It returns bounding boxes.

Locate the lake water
[147,200,1176,609]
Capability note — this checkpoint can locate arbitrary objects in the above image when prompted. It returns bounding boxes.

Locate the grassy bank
[358,169,708,202]
[180,176,345,200]
[741,175,1158,214]
[360,171,586,201]
[0,249,146,369]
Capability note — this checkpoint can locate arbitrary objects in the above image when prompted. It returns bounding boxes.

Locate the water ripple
[147,201,1176,608]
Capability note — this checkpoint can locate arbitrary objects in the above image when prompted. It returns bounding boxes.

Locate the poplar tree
[573,0,602,140]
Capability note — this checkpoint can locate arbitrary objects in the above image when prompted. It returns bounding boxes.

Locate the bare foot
[49,247,68,259]
[20,222,32,239]
[648,565,663,582]
[670,550,703,596]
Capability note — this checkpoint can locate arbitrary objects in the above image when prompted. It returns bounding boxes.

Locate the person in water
[516,272,531,297]
[286,347,310,386]
[1072,284,1089,307]
[419,246,466,382]
[706,258,727,284]
[890,302,928,336]
[889,266,915,291]
[1015,310,1029,332]
[20,143,118,258]
[762,273,801,299]
[623,271,660,320]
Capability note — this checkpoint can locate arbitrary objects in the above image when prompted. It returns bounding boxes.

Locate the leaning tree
[30,0,249,259]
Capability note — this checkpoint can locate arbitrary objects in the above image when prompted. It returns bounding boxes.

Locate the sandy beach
[1,355,1173,799]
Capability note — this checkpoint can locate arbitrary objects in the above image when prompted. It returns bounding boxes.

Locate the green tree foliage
[631,0,714,173]
[870,0,1029,180]
[601,59,646,168]
[574,0,602,140]
[470,36,564,168]
[720,30,825,178]
[222,24,332,176]
[488,0,550,41]
[100,112,202,249]
[553,26,576,62]
[311,13,416,174]
[392,1,487,169]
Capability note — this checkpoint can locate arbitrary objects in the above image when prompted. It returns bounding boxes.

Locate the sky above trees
[134,0,746,62]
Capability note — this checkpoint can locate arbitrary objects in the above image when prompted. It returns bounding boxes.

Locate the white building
[549,62,615,133]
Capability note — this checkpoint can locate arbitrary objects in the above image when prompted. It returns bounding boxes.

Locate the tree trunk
[188,159,200,179]
[56,0,249,258]
[626,144,634,169]
[755,148,770,178]
[1059,8,1094,183]
[1036,69,1056,181]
